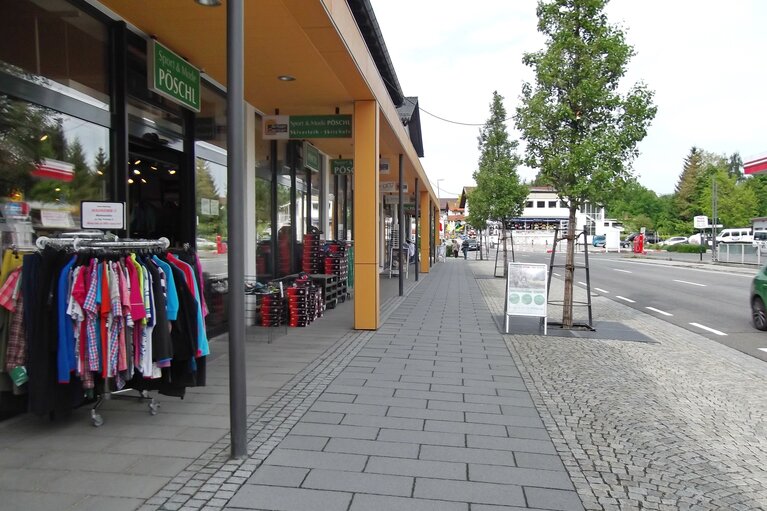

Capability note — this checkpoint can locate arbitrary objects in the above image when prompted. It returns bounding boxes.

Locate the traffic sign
[694,215,708,229]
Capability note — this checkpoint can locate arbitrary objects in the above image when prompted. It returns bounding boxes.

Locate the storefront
[0,0,439,336]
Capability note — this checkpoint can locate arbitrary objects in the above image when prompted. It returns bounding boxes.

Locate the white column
[245,103,257,277]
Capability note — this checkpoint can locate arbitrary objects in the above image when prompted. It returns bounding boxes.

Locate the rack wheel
[90,410,104,427]
[148,399,159,416]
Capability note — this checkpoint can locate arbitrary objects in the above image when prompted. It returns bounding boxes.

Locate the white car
[661,236,687,246]
[196,237,217,250]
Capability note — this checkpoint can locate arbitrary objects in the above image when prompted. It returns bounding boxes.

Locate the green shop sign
[148,40,201,112]
[304,143,321,173]
[263,115,352,139]
[331,159,354,175]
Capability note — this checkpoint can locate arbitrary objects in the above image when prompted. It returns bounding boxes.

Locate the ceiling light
[96,170,104,175]
[168,169,177,175]
[151,166,157,171]
[134,159,141,165]
[141,178,147,184]
[128,178,134,184]
[134,169,141,175]
[278,75,296,82]
[55,187,61,192]
[40,134,48,141]
[195,0,221,5]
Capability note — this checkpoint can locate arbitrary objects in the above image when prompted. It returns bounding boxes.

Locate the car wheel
[752,297,767,331]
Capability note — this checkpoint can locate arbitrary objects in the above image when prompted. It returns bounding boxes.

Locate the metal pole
[414,178,419,281]
[398,154,404,296]
[227,0,247,460]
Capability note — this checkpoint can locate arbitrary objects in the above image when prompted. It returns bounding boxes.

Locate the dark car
[625,232,662,245]
[466,238,479,251]
[751,266,767,330]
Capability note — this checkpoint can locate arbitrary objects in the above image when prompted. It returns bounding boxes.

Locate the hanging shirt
[166,253,209,357]
[83,259,101,373]
[152,255,179,321]
[56,256,76,383]
[1,267,25,372]
[99,262,110,379]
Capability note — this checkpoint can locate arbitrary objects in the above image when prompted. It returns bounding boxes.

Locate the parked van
[716,228,752,243]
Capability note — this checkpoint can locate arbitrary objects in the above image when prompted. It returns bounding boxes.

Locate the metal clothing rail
[35,233,172,426]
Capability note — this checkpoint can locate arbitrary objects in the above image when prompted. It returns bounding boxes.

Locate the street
[509,250,767,363]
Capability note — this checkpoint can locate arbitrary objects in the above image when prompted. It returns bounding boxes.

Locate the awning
[32,158,75,182]
[745,153,767,175]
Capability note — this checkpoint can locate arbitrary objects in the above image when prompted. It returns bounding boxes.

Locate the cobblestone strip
[472,260,767,510]
[139,328,376,511]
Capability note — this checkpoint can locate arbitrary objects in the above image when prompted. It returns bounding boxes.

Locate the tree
[673,147,704,223]
[515,0,656,328]
[195,159,222,238]
[467,91,528,272]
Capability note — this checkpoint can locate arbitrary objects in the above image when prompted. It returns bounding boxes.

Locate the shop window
[549,200,557,208]
[0,94,108,249]
[526,201,533,208]
[537,201,545,208]
[0,0,109,109]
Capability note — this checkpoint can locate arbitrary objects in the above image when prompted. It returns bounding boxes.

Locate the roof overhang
[745,153,767,175]
[93,0,436,203]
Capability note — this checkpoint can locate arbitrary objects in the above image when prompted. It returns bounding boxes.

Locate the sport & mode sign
[263,115,352,139]
[148,40,201,112]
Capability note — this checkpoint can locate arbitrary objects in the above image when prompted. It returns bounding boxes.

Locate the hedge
[665,244,707,253]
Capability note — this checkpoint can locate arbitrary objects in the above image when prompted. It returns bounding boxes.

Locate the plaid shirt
[0,268,20,312]
[83,259,100,372]
[5,284,25,371]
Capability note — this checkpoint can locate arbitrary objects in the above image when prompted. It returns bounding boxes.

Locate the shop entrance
[127,140,187,244]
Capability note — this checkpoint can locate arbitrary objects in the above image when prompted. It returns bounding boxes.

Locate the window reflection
[0,94,107,249]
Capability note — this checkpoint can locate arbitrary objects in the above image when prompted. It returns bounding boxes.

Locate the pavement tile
[469,464,574,490]
[302,468,413,496]
[467,435,558,455]
[514,452,567,472]
[246,465,309,487]
[349,493,468,511]
[394,389,465,402]
[301,411,344,424]
[365,456,466,479]
[227,485,351,511]
[264,448,367,471]
[309,401,387,416]
[427,400,502,414]
[74,496,145,511]
[324,437,419,458]
[419,445,516,466]
[377,428,465,447]
[278,435,329,451]
[506,425,553,440]
[465,411,544,429]
[0,490,82,511]
[386,406,464,422]
[342,413,424,430]
[465,394,536,407]
[524,486,585,511]
[414,478,526,506]
[424,419,508,437]
[288,423,378,440]
[353,395,428,408]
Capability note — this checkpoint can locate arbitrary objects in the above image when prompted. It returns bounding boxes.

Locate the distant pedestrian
[462,239,469,259]
[453,239,460,258]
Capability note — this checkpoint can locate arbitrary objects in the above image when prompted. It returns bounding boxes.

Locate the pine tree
[674,147,704,222]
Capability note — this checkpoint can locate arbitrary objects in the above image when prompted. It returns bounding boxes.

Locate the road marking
[689,322,727,336]
[578,281,587,286]
[758,348,767,353]
[613,269,632,273]
[646,307,672,316]
[673,279,706,287]
[553,272,561,277]
[594,287,609,293]
[616,295,635,303]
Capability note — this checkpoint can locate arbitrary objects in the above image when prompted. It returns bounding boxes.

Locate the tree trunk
[562,206,577,328]
[502,220,508,277]
[479,228,484,261]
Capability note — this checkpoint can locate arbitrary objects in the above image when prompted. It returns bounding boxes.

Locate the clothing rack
[34,234,178,427]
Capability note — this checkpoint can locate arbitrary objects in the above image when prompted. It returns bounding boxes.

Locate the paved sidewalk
[5,253,766,511]
[223,258,582,510]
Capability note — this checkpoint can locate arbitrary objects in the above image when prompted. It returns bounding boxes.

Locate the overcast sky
[370,0,767,197]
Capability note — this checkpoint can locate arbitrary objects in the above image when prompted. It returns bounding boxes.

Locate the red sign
[32,158,75,182]
[745,153,767,175]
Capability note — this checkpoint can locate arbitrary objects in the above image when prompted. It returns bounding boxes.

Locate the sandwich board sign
[504,262,548,334]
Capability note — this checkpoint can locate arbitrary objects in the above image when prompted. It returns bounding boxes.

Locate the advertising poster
[506,263,547,317]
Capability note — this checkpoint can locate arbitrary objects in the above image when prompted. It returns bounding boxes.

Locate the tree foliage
[467,91,528,269]
[514,0,656,327]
